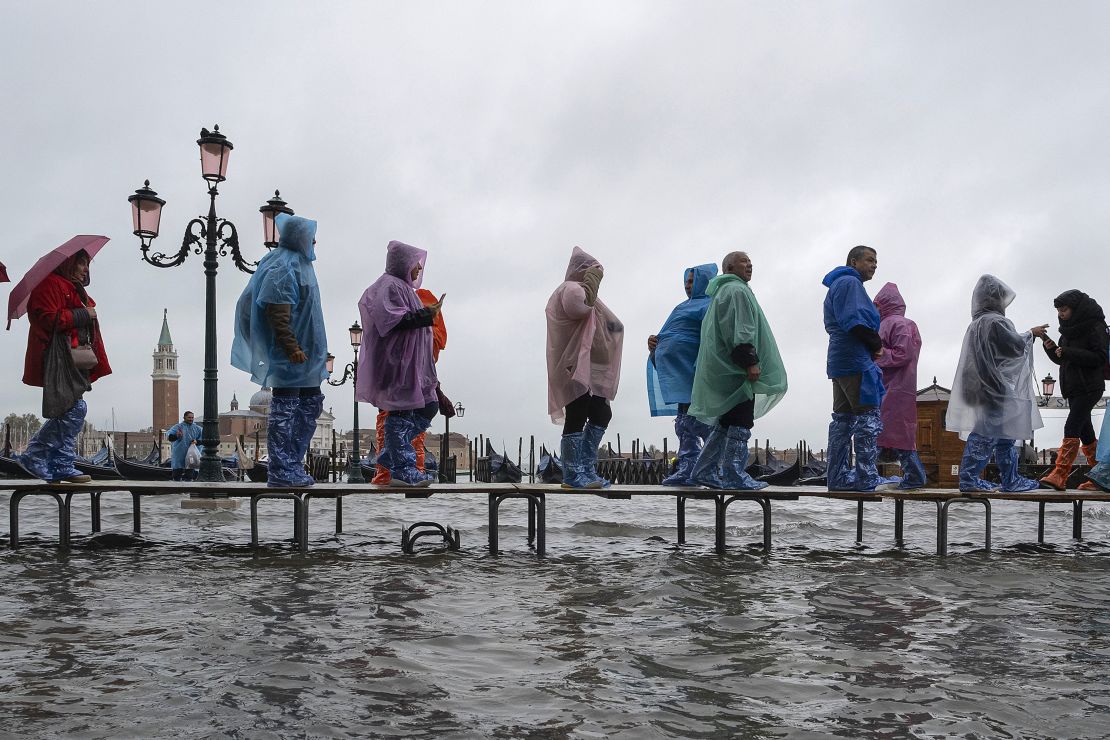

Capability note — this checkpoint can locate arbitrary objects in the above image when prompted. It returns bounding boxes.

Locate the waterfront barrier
[1,479,1106,557]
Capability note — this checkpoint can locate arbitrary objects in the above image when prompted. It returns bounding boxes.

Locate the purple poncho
[874,283,922,450]
[355,241,438,411]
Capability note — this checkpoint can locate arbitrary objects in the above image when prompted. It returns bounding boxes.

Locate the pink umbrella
[0,261,8,282]
[6,235,110,329]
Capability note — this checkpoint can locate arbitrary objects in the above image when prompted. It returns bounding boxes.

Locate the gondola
[73,458,122,480]
[0,455,32,478]
[756,458,801,486]
[112,449,238,481]
[246,459,268,483]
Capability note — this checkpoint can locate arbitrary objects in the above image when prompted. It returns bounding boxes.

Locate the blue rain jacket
[647,263,717,416]
[822,265,885,406]
[231,214,328,389]
[166,420,203,469]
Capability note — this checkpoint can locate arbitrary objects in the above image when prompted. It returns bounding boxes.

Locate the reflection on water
[1,490,1110,737]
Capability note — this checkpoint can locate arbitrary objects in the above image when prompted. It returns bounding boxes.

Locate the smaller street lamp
[259,190,294,248]
[1041,374,1056,398]
[128,180,165,249]
[327,321,366,483]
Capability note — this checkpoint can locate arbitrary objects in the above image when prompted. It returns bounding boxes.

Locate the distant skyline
[2,1,1108,453]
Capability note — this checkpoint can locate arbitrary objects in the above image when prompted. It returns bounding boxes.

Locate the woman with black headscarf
[1036,290,1110,490]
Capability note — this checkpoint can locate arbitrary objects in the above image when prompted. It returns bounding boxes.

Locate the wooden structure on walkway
[3,480,1107,557]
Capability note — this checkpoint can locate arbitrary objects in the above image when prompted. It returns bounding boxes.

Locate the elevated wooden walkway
[1,479,1107,556]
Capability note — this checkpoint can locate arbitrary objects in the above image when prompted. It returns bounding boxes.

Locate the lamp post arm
[142,218,205,268]
[326,363,355,387]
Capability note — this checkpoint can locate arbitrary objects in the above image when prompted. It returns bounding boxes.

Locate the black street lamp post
[128,125,283,484]
[326,321,366,484]
[440,401,465,483]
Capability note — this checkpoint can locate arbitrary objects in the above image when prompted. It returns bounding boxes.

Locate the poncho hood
[874,282,906,319]
[822,265,861,288]
[686,263,716,299]
[385,240,427,289]
[565,246,601,282]
[971,274,1015,318]
[275,214,317,261]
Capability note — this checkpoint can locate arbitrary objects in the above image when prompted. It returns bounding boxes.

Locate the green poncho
[688,274,788,424]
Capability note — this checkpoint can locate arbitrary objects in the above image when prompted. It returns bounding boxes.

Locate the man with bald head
[822,245,893,491]
[687,251,788,489]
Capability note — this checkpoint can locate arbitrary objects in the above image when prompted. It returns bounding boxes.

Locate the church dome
[249,387,272,413]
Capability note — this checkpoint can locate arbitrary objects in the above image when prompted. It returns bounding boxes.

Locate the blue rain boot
[580,422,611,489]
[958,433,997,492]
[405,413,436,486]
[996,439,1040,492]
[662,413,702,486]
[290,392,324,487]
[826,412,857,491]
[559,432,601,489]
[381,413,431,488]
[896,449,927,490]
[852,409,891,491]
[1086,462,1110,491]
[266,394,302,487]
[20,399,89,482]
[690,424,728,489]
[719,426,768,490]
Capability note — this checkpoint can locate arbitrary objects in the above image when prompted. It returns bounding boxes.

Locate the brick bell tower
[152,309,180,433]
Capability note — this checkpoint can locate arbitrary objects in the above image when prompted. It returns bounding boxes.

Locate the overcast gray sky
[2,1,1107,455]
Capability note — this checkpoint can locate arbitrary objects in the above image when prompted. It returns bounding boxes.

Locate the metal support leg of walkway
[488,491,545,557]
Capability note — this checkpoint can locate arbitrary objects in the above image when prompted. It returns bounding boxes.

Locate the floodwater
[2,488,1109,739]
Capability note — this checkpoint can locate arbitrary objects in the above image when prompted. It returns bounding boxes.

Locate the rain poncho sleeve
[546,247,624,424]
[231,214,328,389]
[822,265,885,406]
[874,283,922,450]
[166,421,203,469]
[646,263,717,416]
[688,274,788,424]
[356,241,438,410]
[946,275,1043,440]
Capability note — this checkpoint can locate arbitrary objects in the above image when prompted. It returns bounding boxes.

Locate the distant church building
[151,309,179,433]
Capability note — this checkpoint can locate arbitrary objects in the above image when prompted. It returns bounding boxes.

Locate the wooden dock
[2,479,1107,557]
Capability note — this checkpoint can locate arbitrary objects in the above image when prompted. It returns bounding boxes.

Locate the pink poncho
[356,241,438,411]
[874,283,922,450]
[546,247,624,424]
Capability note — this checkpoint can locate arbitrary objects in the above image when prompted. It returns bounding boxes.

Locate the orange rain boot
[1078,440,1101,490]
[372,410,391,485]
[1040,437,1080,491]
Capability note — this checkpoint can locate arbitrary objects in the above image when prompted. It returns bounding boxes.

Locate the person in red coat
[19,250,111,483]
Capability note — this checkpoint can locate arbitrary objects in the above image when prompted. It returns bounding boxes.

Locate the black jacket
[1043,322,1108,398]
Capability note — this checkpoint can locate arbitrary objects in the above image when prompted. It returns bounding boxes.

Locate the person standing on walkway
[947,275,1045,492]
[547,246,624,489]
[873,282,927,489]
[687,252,787,489]
[371,286,448,485]
[646,262,718,486]
[17,249,111,483]
[1036,290,1109,490]
[166,410,203,482]
[231,214,328,488]
[822,246,892,492]
[357,240,442,488]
